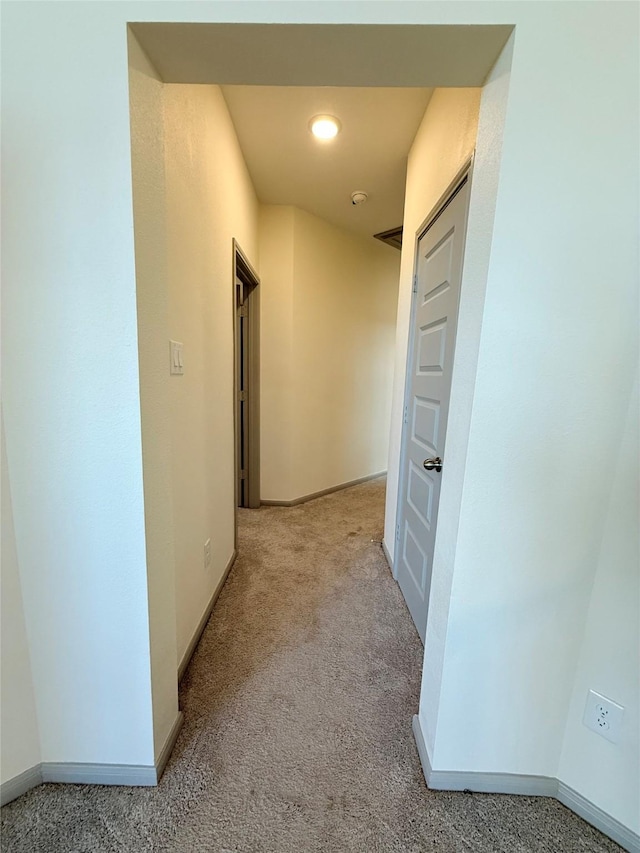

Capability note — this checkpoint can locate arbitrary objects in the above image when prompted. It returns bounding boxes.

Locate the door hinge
[240,469,247,480]
[412,274,418,294]
[395,523,400,542]
[238,390,246,402]
[238,304,247,317]
[403,404,408,425]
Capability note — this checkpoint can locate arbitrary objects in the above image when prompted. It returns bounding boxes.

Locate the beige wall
[129,31,179,759]
[163,83,259,665]
[259,205,400,503]
[129,33,259,715]
[259,206,296,498]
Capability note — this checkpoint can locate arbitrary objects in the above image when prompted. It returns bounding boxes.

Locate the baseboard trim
[1,712,186,807]
[178,549,237,682]
[382,539,394,575]
[1,764,43,806]
[40,761,157,787]
[155,711,184,781]
[557,781,640,853]
[260,471,386,507]
[412,715,639,852]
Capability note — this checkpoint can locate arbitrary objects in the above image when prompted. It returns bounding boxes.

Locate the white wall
[2,4,156,768]
[397,5,638,837]
[259,205,400,502]
[558,372,639,831]
[1,417,41,784]
[2,3,638,837]
[164,82,259,664]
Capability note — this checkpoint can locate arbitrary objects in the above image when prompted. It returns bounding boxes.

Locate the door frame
[393,155,474,583]
[232,238,260,511]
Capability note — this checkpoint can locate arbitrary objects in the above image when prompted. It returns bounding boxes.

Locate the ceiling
[131,22,512,242]
[131,24,512,88]
[221,86,433,240]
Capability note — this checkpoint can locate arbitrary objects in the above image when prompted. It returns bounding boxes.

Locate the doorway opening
[233,239,260,509]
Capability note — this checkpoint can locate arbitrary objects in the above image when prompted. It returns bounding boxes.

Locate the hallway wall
[129,33,260,687]
[259,205,400,503]
[259,206,296,498]
[129,30,179,759]
[2,4,637,840]
[164,83,259,667]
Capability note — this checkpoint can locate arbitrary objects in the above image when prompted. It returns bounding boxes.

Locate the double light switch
[170,340,184,375]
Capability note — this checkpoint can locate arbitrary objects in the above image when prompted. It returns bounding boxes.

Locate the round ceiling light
[310,115,341,140]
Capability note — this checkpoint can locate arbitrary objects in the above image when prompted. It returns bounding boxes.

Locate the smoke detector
[350,190,368,206]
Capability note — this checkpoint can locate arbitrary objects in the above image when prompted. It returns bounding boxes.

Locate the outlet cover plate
[583,689,624,744]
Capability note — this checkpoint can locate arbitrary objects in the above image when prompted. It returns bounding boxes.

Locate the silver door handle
[423,457,442,473]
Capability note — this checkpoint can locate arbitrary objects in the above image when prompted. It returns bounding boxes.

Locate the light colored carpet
[1,478,621,852]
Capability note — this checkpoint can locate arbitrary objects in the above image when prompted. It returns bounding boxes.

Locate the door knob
[423,456,442,473]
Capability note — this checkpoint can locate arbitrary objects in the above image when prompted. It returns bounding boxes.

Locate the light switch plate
[170,340,184,375]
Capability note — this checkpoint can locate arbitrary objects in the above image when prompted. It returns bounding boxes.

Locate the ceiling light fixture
[310,115,341,140]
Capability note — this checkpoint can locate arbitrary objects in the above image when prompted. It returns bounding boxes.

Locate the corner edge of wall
[411,714,639,853]
[0,764,43,806]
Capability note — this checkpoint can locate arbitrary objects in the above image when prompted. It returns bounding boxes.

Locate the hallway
[1,480,620,852]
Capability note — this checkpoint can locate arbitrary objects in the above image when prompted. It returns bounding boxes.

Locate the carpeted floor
[1,478,621,852]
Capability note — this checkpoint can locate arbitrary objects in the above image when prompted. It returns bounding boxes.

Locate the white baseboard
[155,711,184,780]
[1,764,43,806]
[1,711,185,807]
[382,539,394,575]
[412,715,639,853]
[261,471,386,507]
[557,780,640,853]
[178,550,237,682]
[41,762,157,786]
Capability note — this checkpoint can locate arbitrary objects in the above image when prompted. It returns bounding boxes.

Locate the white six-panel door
[396,176,471,642]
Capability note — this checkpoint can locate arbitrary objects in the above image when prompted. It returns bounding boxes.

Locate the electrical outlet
[204,538,211,570]
[583,689,624,744]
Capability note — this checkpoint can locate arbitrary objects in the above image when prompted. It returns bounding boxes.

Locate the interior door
[236,276,250,507]
[396,176,471,642]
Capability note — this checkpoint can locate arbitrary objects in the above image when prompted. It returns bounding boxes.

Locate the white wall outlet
[170,340,184,375]
[204,538,211,570]
[583,689,624,744]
